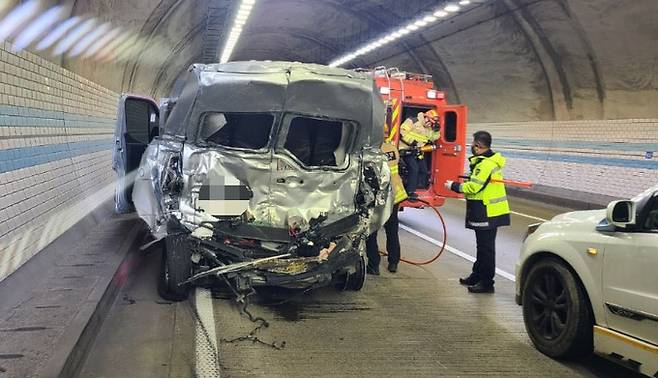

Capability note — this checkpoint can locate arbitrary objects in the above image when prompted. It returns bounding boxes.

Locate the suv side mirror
[606,200,636,228]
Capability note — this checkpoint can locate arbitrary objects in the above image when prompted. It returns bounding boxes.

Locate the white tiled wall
[0,41,118,282]
[469,119,658,204]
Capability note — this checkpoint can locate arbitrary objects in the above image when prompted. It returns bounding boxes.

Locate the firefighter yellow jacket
[399,118,440,150]
[381,142,408,204]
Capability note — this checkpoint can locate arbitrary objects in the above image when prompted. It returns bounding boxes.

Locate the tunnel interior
[0,1,656,376]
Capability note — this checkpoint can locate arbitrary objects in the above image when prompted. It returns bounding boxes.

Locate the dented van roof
[163,61,386,148]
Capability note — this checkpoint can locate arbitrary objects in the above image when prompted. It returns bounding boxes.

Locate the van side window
[199,112,274,150]
[284,116,353,167]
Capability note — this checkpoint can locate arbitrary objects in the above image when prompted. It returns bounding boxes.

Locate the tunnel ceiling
[60,0,658,122]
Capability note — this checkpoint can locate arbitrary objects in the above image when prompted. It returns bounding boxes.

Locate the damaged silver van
[112,61,392,301]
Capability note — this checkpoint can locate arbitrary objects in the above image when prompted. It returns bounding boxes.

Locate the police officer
[366,141,407,274]
[444,131,510,293]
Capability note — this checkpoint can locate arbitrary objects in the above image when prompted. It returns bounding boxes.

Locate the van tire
[334,255,366,292]
[157,234,192,302]
[345,255,366,291]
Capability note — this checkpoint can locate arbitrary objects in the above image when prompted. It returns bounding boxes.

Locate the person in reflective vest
[399,110,440,199]
[444,130,510,293]
[366,142,408,275]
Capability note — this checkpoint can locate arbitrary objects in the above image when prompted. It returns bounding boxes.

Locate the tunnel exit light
[328,2,478,68]
[219,0,257,64]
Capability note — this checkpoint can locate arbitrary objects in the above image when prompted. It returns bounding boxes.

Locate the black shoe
[387,263,398,273]
[366,265,380,275]
[468,282,494,293]
[408,192,418,201]
[459,275,478,286]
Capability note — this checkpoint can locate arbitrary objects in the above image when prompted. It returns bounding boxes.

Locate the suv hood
[550,209,606,224]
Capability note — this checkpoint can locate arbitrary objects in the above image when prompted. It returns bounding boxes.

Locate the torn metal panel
[122,61,393,294]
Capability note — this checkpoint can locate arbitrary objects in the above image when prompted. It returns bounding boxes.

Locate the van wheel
[157,234,193,301]
[345,255,366,291]
[522,258,593,358]
[334,255,366,292]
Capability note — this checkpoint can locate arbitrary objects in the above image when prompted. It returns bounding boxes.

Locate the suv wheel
[157,234,193,301]
[522,257,593,358]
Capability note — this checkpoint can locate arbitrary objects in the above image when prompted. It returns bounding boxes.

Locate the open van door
[112,94,160,213]
[431,105,467,199]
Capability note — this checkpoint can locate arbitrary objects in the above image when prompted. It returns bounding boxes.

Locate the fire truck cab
[368,67,467,208]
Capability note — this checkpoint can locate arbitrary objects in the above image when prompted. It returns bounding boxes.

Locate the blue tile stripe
[0,139,112,174]
[499,149,658,170]
[0,105,115,129]
[496,138,658,153]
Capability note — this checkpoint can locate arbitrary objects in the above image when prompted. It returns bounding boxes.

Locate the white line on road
[399,224,516,282]
[457,198,548,222]
[510,211,548,222]
[194,288,221,377]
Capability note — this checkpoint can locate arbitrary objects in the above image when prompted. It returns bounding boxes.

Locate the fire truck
[364,67,468,209]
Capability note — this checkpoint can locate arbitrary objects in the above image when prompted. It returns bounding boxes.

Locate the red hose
[380,203,448,266]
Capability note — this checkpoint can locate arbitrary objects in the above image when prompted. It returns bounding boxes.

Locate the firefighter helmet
[425,109,440,125]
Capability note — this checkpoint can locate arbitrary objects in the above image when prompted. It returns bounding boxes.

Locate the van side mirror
[606,200,636,228]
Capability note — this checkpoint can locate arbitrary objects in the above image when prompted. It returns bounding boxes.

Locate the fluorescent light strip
[328,2,475,67]
[219,0,256,64]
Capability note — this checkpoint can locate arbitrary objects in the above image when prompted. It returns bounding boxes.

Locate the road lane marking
[194,288,221,377]
[399,224,516,282]
[458,198,548,222]
[457,198,548,222]
[510,211,548,222]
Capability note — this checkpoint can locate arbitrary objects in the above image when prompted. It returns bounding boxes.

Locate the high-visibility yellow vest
[460,152,511,228]
[381,142,408,204]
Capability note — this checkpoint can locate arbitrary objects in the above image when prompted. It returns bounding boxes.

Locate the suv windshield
[632,184,658,202]
[199,112,274,150]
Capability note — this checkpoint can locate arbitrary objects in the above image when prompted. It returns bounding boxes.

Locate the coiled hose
[380,199,448,266]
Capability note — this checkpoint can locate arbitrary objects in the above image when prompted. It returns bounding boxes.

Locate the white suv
[516,184,658,376]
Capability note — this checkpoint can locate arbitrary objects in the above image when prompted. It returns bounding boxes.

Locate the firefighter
[444,131,510,293]
[365,141,407,275]
[399,110,441,199]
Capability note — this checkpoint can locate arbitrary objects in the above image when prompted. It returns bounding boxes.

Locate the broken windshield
[282,115,355,168]
[199,112,275,150]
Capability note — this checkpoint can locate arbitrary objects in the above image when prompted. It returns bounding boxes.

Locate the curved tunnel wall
[60,0,658,123]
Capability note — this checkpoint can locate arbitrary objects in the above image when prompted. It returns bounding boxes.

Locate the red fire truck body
[369,67,468,208]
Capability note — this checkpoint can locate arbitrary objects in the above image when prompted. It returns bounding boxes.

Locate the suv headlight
[524,222,543,241]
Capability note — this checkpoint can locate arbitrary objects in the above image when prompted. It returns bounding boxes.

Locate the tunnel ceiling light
[220,0,257,64]
[328,2,475,68]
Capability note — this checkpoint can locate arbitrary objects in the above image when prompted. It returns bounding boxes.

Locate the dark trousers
[402,154,428,194]
[471,228,498,287]
[366,205,400,268]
